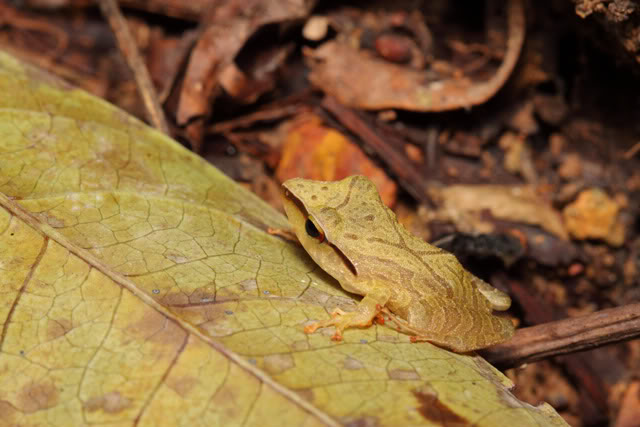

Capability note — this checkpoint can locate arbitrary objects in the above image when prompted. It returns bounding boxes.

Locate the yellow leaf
[0,51,566,426]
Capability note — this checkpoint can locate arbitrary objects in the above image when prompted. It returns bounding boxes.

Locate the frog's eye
[305,218,325,242]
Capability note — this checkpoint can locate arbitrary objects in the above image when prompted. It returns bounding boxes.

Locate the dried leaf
[307,0,525,111]
[563,188,626,246]
[275,114,397,207]
[177,0,315,124]
[428,185,569,240]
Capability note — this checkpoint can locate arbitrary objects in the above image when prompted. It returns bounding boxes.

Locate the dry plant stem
[624,141,640,159]
[322,96,435,207]
[209,104,300,133]
[206,89,313,134]
[507,278,608,419]
[99,0,170,134]
[118,0,209,21]
[481,303,640,369]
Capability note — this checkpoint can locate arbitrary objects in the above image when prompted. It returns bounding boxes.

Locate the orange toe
[304,323,319,334]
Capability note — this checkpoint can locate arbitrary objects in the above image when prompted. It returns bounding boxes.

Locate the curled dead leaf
[307,0,525,111]
[428,184,569,240]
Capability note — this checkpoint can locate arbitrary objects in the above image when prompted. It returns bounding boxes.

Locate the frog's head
[282,175,387,279]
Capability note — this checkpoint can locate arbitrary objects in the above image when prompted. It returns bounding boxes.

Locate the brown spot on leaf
[364,214,375,221]
[344,357,364,370]
[412,389,470,425]
[214,289,241,302]
[93,146,130,169]
[344,233,359,240]
[125,308,187,346]
[295,388,314,402]
[0,400,17,423]
[18,381,59,413]
[311,195,317,200]
[176,300,247,338]
[188,289,217,304]
[344,415,380,427]
[291,339,310,351]
[263,354,295,375]
[240,279,258,292]
[46,318,72,340]
[84,391,132,414]
[206,300,242,319]
[388,369,420,380]
[321,186,328,191]
[161,291,190,306]
[36,212,65,228]
[166,375,199,398]
[165,252,189,263]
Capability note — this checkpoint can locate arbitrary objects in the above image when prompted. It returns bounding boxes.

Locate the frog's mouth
[282,189,358,278]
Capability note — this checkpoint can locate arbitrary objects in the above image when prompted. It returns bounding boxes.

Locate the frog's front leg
[267,227,299,243]
[305,286,391,341]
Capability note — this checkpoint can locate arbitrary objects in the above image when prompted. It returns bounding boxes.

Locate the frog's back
[399,224,511,309]
[383,220,514,350]
[326,178,510,310]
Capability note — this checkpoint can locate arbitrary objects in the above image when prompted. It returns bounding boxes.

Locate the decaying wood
[482,302,640,368]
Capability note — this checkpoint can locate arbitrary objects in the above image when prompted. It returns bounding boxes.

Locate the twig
[207,90,312,134]
[504,277,610,419]
[480,302,640,369]
[98,0,169,134]
[321,96,436,207]
[623,141,640,159]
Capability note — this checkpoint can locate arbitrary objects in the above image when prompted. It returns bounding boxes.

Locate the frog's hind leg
[384,311,471,352]
[381,309,428,340]
[383,297,514,353]
[305,288,391,341]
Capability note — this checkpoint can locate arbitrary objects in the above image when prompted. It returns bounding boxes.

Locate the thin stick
[321,96,435,207]
[99,0,170,134]
[480,303,640,369]
[623,141,640,159]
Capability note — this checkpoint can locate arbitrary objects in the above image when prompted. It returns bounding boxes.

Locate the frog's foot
[304,306,381,341]
[267,227,299,243]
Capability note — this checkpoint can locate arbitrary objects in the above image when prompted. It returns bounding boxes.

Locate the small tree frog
[282,175,514,352]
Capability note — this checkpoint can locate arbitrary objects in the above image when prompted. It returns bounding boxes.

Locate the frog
[281,175,514,352]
